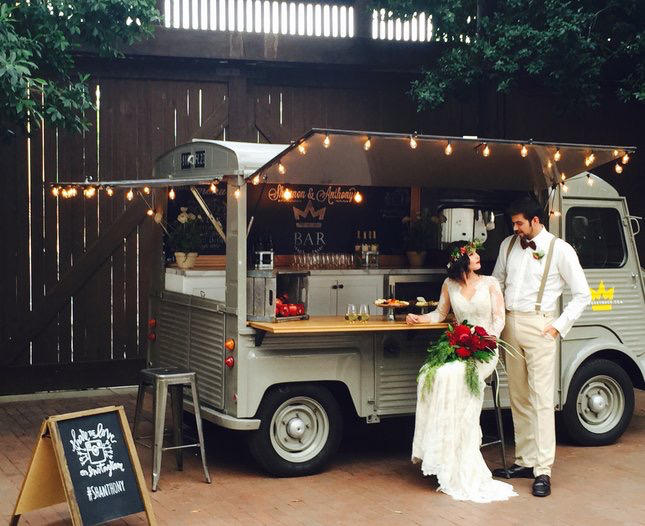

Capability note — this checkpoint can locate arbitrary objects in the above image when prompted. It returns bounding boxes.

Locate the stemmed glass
[345,304,357,323]
[358,304,370,323]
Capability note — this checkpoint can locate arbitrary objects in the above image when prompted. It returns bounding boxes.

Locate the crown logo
[590,281,614,311]
[293,200,326,221]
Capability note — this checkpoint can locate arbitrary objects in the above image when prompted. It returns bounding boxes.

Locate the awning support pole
[190,186,226,243]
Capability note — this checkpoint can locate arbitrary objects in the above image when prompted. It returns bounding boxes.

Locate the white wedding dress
[412,275,517,503]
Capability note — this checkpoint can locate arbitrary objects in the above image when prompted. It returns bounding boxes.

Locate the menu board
[168,184,410,255]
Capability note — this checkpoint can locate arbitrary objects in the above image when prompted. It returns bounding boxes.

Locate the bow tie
[520,238,537,250]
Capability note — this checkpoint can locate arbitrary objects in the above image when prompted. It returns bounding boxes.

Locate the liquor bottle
[361,231,369,253]
[354,230,361,254]
[370,230,378,252]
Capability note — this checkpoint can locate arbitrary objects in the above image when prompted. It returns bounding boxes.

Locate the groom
[491,197,590,497]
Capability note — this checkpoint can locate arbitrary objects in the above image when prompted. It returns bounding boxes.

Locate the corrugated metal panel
[156,300,190,369]
[189,307,225,409]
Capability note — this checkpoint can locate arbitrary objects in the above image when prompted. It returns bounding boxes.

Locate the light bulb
[52,186,60,197]
[126,188,134,201]
[552,210,561,217]
[252,174,261,185]
[147,208,154,216]
[209,182,217,193]
[143,186,150,194]
[444,142,453,156]
[554,149,561,162]
[585,152,595,167]
[354,191,363,203]
[482,144,490,157]
[561,173,566,181]
[298,143,306,155]
[586,175,594,186]
[613,149,619,157]
[622,153,630,164]
[61,188,69,199]
[278,163,286,175]
[84,186,96,198]
[547,160,552,169]
[106,187,114,197]
[615,163,623,174]
[234,188,240,199]
[169,188,176,200]
[520,144,528,157]
[363,137,371,151]
[70,187,78,197]
[283,187,292,201]
[409,136,418,149]
[323,134,330,148]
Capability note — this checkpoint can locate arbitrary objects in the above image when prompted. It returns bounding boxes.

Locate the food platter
[374,298,410,321]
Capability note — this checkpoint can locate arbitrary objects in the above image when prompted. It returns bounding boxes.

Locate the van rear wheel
[561,359,634,445]
[248,384,343,476]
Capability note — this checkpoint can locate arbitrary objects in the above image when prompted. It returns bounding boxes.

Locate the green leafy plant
[403,209,436,252]
[0,0,159,136]
[168,208,204,253]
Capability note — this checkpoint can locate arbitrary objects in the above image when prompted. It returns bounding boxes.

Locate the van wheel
[248,384,343,477]
[561,359,634,445]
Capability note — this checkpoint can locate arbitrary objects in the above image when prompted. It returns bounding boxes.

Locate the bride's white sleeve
[420,280,451,324]
[489,277,506,338]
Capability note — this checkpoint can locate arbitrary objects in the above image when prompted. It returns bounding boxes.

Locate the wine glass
[345,304,357,323]
[358,304,370,323]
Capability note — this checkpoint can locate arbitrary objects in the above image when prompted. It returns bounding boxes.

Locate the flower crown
[447,239,484,268]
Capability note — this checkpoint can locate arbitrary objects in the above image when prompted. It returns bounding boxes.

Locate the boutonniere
[533,250,545,260]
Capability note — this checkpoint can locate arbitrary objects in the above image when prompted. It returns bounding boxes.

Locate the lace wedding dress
[412,275,517,503]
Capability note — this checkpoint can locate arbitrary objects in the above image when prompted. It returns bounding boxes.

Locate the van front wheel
[562,359,634,445]
[248,384,343,476]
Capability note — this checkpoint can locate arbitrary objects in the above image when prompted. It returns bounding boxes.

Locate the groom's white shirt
[492,227,590,337]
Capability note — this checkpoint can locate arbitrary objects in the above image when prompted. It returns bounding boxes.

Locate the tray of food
[374,298,410,308]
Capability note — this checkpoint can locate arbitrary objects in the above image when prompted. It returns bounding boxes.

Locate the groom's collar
[530,226,552,246]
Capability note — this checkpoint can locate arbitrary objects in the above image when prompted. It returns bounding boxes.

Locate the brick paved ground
[1,388,644,526]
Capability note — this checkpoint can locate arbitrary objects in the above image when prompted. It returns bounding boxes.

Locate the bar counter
[248,315,448,334]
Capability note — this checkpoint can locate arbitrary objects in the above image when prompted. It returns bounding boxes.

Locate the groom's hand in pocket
[542,324,559,340]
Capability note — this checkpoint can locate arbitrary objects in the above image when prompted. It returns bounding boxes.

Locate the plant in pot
[168,207,203,269]
[403,209,436,267]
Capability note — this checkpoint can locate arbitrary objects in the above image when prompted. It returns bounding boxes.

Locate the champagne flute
[345,304,357,323]
[358,304,370,323]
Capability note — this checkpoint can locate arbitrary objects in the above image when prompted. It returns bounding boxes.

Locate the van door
[562,198,645,369]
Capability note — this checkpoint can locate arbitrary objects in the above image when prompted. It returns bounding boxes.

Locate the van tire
[247,384,343,476]
[561,359,634,446]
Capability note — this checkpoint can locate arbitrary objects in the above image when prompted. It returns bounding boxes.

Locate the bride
[406,240,517,503]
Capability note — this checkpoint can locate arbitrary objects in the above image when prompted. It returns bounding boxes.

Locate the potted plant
[403,209,437,267]
[168,207,203,269]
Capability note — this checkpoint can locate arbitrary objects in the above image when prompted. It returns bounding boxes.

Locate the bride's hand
[406,313,420,325]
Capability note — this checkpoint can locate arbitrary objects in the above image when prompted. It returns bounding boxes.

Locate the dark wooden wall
[1,15,643,394]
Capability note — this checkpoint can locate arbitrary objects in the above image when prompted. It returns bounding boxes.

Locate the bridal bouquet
[418,322,497,396]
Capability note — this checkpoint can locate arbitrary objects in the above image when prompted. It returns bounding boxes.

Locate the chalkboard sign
[11,406,155,526]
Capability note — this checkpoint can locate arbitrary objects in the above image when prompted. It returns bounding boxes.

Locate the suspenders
[505,235,558,313]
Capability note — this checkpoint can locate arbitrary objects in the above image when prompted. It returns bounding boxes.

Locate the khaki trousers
[502,311,556,477]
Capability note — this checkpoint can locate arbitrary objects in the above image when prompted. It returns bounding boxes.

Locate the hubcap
[270,396,330,463]
[576,375,624,434]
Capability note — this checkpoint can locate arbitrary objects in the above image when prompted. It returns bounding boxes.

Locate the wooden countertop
[248,316,448,334]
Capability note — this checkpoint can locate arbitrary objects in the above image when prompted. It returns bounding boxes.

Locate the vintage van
[145,131,643,476]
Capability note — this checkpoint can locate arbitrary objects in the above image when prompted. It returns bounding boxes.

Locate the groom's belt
[506,309,556,317]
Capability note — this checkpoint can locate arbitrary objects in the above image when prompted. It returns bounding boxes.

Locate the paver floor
[1,388,644,525]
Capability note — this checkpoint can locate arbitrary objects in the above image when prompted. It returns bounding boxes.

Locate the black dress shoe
[532,475,551,497]
[492,464,534,479]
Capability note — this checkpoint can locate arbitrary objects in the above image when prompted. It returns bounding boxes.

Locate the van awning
[255,129,635,193]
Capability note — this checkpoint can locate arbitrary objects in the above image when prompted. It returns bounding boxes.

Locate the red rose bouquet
[418,321,497,396]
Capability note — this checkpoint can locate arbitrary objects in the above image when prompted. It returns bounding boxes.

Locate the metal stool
[481,366,508,472]
[132,367,211,491]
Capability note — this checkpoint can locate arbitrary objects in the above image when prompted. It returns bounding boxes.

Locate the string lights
[353,191,363,203]
[209,181,218,193]
[363,137,371,151]
[283,187,292,201]
[126,188,134,201]
[409,135,418,149]
[298,142,307,155]
[323,133,331,149]
[615,163,623,174]
[622,153,630,164]
[252,174,261,185]
[444,142,453,156]
[278,163,286,175]
[147,209,154,216]
[169,188,176,200]
[482,143,490,157]
[234,188,241,199]
[143,186,150,194]
[520,144,528,157]
[106,187,114,197]
[554,149,561,162]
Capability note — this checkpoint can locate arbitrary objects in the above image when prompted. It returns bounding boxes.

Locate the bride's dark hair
[446,241,479,283]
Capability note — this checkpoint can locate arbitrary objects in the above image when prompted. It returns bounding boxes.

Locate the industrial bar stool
[132,366,211,491]
[481,366,509,472]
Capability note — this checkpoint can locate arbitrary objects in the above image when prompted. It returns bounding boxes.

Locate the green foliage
[369,1,645,109]
[0,0,160,135]
[167,208,204,253]
[464,358,479,396]
[404,208,437,252]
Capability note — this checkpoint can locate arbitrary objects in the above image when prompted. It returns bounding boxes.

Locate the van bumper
[185,400,261,430]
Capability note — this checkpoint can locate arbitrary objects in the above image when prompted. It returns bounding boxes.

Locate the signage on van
[590,281,623,311]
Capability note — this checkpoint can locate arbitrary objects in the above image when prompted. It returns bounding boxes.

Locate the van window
[565,207,626,268]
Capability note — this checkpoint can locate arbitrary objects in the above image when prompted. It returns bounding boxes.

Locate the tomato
[296,303,305,316]
[276,298,283,306]
[280,304,290,317]
[288,304,299,316]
